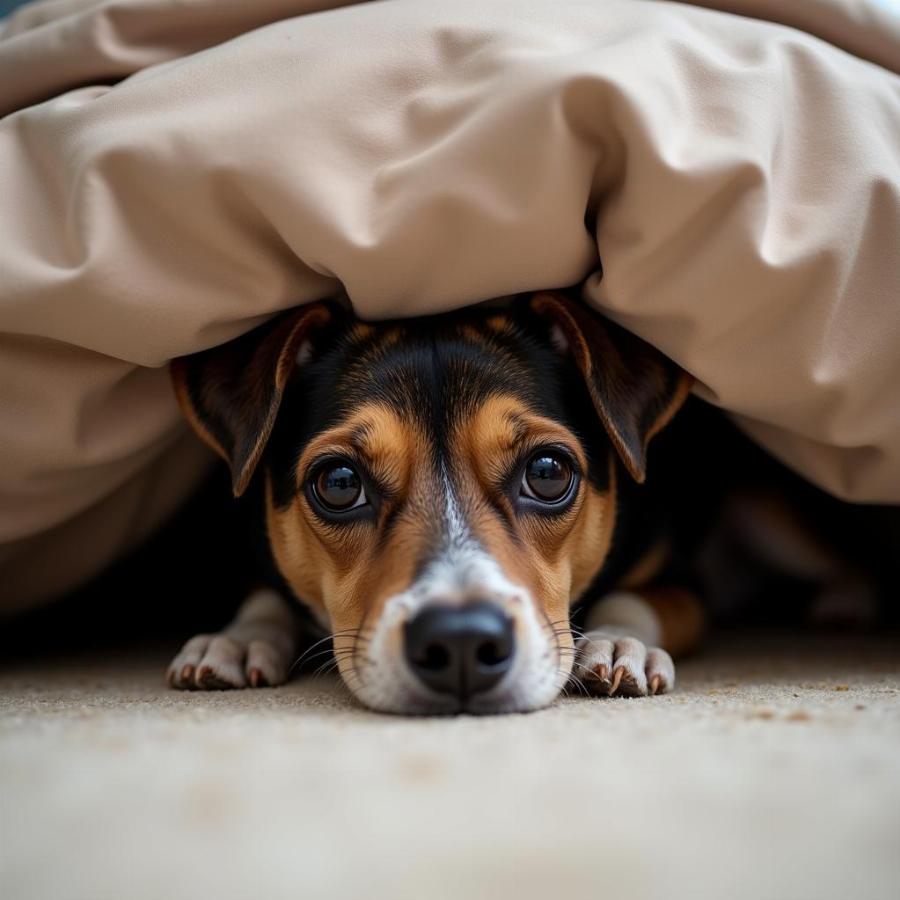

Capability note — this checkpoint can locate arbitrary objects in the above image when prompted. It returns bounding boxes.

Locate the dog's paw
[573,629,674,697]
[167,633,292,690]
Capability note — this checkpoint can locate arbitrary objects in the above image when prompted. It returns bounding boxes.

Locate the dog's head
[172,292,691,713]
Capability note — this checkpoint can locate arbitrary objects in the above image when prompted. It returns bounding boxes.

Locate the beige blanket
[1,0,899,612]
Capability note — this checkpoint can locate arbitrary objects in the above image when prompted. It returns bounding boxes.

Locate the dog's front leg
[168,589,300,690]
[574,587,704,697]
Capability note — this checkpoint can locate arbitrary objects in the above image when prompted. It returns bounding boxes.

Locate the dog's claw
[610,666,624,695]
[196,666,226,690]
[574,630,675,699]
[169,632,290,691]
[645,648,674,696]
[167,591,297,692]
[581,663,612,694]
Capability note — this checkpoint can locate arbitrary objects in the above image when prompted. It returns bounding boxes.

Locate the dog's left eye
[311,462,368,512]
[520,451,575,504]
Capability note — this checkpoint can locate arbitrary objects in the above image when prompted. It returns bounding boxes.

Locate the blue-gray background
[1,0,32,18]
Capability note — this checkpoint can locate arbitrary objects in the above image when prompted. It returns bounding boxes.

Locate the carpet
[2,633,899,900]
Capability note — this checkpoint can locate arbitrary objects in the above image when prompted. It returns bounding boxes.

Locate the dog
[166,290,708,714]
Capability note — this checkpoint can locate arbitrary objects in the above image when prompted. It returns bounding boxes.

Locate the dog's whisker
[299,646,355,662]
[290,648,333,673]
[564,671,591,698]
[335,664,367,694]
[290,634,347,671]
[565,624,587,637]
[312,659,343,680]
[290,629,373,674]
[546,606,583,626]
[310,647,373,680]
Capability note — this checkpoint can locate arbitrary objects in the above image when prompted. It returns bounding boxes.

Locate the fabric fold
[1,0,899,610]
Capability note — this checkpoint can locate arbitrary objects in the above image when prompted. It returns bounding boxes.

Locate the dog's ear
[171,302,335,497]
[529,291,693,483]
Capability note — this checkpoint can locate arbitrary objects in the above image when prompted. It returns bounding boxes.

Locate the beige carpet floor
[1,633,899,900]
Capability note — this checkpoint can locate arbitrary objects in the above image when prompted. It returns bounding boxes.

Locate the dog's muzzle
[403,601,515,701]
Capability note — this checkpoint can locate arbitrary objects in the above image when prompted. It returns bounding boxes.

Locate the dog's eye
[312,462,367,512]
[521,452,574,503]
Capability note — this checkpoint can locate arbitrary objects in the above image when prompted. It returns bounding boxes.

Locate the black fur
[263,302,613,512]
[246,299,633,618]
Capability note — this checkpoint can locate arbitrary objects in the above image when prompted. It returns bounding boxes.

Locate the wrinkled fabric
[1,0,899,611]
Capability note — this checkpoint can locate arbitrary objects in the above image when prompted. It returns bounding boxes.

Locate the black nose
[404,602,515,700]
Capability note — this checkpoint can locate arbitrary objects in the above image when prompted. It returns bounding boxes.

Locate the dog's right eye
[311,462,368,513]
[515,447,579,514]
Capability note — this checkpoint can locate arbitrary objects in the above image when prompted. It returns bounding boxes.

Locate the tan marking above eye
[295,403,419,498]
[350,322,376,340]
[483,314,513,334]
[457,395,588,496]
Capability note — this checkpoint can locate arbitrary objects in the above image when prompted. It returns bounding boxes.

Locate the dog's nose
[404,602,515,699]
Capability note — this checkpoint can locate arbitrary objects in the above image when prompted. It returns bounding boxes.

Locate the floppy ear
[171,302,335,497]
[529,292,693,483]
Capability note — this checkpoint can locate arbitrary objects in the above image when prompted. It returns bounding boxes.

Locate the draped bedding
[1,0,899,611]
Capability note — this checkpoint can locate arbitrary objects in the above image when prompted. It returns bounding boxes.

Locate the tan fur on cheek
[266,483,396,638]
[265,471,400,629]
[568,457,617,601]
[328,526,426,678]
[265,474,330,623]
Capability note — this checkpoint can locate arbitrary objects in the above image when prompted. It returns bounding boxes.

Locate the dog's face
[173,292,690,713]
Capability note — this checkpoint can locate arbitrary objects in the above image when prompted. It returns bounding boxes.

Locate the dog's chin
[346,686,565,717]
[339,655,572,717]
